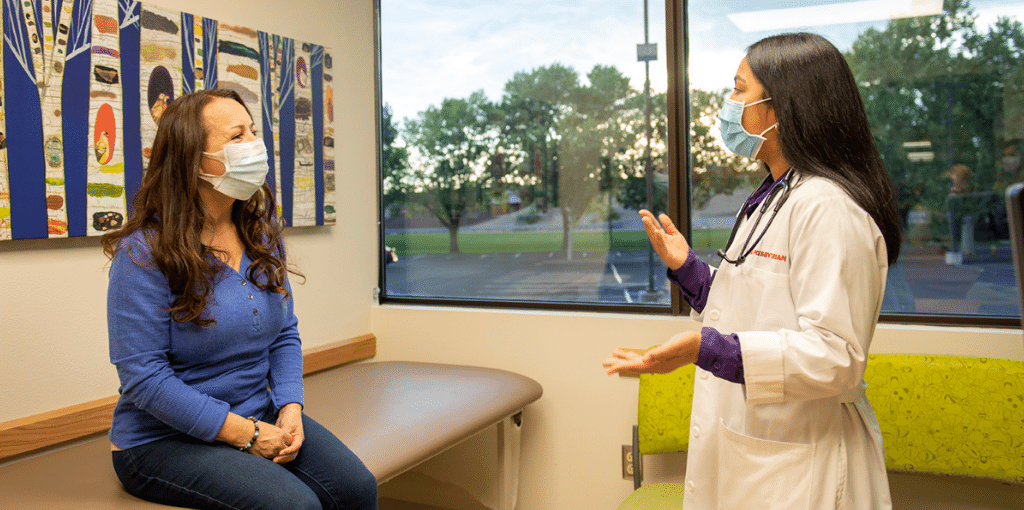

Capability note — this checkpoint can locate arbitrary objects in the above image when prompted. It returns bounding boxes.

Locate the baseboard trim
[0,333,376,462]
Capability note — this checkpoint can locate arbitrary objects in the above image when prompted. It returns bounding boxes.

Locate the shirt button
[708,310,720,321]
[241,281,247,286]
[692,426,700,438]
[699,370,709,380]
[687,480,695,492]
[252,309,258,316]
[249,295,254,299]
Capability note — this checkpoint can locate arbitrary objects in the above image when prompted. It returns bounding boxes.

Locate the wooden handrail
[0,334,376,462]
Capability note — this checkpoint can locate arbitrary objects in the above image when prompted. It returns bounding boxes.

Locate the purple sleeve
[696,326,745,384]
[665,249,712,312]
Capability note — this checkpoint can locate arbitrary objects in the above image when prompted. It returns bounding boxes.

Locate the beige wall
[371,307,1024,509]
[2,1,1023,508]
[0,0,379,422]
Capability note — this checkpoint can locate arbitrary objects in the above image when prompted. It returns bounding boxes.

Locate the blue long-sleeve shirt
[108,230,304,449]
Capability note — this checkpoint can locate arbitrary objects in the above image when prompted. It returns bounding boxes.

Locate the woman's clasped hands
[247,403,304,464]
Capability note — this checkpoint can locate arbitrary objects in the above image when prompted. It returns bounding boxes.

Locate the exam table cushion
[303,361,543,483]
[0,361,543,508]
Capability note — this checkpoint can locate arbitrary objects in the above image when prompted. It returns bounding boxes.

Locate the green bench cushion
[636,354,1024,484]
[865,354,1024,484]
[637,365,695,456]
[616,483,686,510]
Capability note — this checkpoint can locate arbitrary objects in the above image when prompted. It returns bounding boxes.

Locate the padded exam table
[0,361,544,509]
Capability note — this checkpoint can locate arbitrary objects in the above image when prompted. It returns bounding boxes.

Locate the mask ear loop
[745,97,772,107]
[749,95,775,138]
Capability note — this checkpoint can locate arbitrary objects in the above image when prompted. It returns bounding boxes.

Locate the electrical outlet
[622,444,634,479]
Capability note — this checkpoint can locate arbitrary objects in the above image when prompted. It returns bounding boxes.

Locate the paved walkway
[385,200,1021,317]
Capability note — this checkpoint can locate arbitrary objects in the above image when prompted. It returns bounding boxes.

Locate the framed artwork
[0,0,336,241]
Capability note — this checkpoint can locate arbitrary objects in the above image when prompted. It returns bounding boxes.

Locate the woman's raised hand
[639,210,690,271]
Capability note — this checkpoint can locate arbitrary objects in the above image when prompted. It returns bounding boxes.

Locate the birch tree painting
[0,0,335,241]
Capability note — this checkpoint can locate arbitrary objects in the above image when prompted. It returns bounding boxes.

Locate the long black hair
[747,32,902,265]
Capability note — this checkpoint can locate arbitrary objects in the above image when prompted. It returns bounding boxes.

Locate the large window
[378,0,1024,325]
[378,0,674,309]
[687,0,1024,325]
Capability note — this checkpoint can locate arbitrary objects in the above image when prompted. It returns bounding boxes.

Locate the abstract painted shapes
[118,0,143,218]
[178,12,205,94]
[321,48,335,225]
[93,104,115,164]
[93,12,116,34]
[34,0,81,237]
[0,0,335,241]
[93,64,118,83]
[86,0,125,237]
[146,65,173,122]
[258,32,289,221]
[0,21,8,241]
[92,209,123,230]
[217,23,261,133]
[138,3,179,169]
[290,40,314,227]
[192,15,204,88]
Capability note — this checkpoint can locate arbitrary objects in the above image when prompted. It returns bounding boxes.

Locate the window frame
[373,0,1021,328]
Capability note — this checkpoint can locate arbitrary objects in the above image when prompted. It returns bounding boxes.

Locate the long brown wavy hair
[102,89,301,327]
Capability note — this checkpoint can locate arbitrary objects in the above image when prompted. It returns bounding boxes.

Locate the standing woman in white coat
[604,32,901,510]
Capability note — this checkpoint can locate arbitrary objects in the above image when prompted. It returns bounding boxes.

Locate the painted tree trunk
[87,0,126,236]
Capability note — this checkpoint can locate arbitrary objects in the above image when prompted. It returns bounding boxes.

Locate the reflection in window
[380,1,671,306]
[689,0,1024,319]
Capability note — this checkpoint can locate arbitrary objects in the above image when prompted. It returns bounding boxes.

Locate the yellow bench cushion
[864,354,1024,484]
[637,365,695,456]
[636,355,1024,485]
[616,483,686,510]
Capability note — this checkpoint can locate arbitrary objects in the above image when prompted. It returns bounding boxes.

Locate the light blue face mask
[718,96,776,160]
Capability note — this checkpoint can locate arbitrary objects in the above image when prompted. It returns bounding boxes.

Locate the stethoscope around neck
[717,169,796,265]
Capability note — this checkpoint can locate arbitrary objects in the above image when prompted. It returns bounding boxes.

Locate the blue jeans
[112,410,377,510]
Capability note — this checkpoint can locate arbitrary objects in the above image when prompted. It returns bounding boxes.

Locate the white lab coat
[682,175,892,510]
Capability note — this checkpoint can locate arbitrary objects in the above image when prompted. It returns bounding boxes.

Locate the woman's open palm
[639,210,690,271]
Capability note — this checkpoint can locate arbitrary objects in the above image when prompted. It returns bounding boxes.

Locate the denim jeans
[112,410,377,510]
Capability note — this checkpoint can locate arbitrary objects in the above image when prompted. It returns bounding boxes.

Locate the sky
[380,0,1024,124]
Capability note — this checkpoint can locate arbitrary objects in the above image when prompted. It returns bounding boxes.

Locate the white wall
[2,1,1023,509]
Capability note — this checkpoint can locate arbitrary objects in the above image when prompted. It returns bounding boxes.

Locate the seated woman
[102,89,377,510]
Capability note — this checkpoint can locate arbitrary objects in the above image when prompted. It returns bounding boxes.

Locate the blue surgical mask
[718,96,776,159]
[200,140,269,201]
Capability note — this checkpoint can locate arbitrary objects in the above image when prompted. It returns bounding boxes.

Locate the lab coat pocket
[717,419,814,510]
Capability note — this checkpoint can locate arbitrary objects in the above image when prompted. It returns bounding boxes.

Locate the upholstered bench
[617,354,1024,509]
[864,354,1024,482]
[0,358,543,509]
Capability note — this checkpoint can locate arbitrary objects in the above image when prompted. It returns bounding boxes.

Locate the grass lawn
[384,228,732,255]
